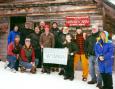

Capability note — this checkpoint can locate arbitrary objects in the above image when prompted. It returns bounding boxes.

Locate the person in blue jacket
[95,31,114,89]
[8,25,20,45]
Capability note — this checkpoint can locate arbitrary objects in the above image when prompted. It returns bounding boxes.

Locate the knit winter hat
[99,31,109,43]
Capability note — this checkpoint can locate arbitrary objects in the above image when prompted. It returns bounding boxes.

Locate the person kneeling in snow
[20,37,36,74]
[6,35,21,73]
[95,31,114,89]
[63,34,79,80]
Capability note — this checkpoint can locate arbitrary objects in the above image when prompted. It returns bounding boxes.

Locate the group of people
[5,21,114,89]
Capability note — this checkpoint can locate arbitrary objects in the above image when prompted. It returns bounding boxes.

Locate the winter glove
[31,62,35,66]
[63,41,67,45]
[16,54,19,59]
[70,53,74,56]
[99,56,104,61]
[41,45,44,48]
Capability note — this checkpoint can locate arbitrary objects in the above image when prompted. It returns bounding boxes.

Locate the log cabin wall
[0,0,103,61]
[103,0,115,35]
[0,17,9,61]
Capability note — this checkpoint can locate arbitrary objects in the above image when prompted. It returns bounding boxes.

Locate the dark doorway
[10,16,26,31]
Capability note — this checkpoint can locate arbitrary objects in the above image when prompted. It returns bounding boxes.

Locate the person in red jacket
[20,37,36,74]
[5,35,21,73]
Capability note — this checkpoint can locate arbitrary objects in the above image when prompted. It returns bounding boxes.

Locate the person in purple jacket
[95,31,114,89]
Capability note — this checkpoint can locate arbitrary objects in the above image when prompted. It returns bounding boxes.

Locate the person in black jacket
[63,34,79,80]
[58,26,70,75]
[51,22,62,48]
[50,22,62,72]
[85,25,102,89]
[39,21,45,35]
[29,26,41,68]
[58,27,70,48]
[20,22,34,45]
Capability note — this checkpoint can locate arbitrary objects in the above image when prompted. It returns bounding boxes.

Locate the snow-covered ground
[0,61,115,89]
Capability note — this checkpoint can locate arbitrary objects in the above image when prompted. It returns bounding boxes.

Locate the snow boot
[88,80,97,84]
[20,66,26,73]
[30,66,36,74]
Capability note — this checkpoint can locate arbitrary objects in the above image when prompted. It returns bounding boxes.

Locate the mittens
[99,56,104,61]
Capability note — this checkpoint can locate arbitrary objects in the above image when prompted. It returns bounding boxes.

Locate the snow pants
[74,54,89,78]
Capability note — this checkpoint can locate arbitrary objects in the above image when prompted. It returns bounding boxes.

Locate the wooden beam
[0,0,15,3]
[0,0,94,8]
[0,5,100,16]
[0,9,99,17]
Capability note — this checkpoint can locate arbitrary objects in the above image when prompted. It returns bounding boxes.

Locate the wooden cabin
[0,1,114,71]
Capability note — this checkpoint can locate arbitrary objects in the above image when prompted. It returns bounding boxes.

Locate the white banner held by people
[43,48,68,65]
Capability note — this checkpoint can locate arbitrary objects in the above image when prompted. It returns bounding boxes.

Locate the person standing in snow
[40,25,55,74]
[29,26,41,68]
[74,28,89,81]
[95,31,114,89]
[86,25,102,89]
[63,34,79,80]
[8,25,20,45]
[58,26,70,75]
[50,22,62,72]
